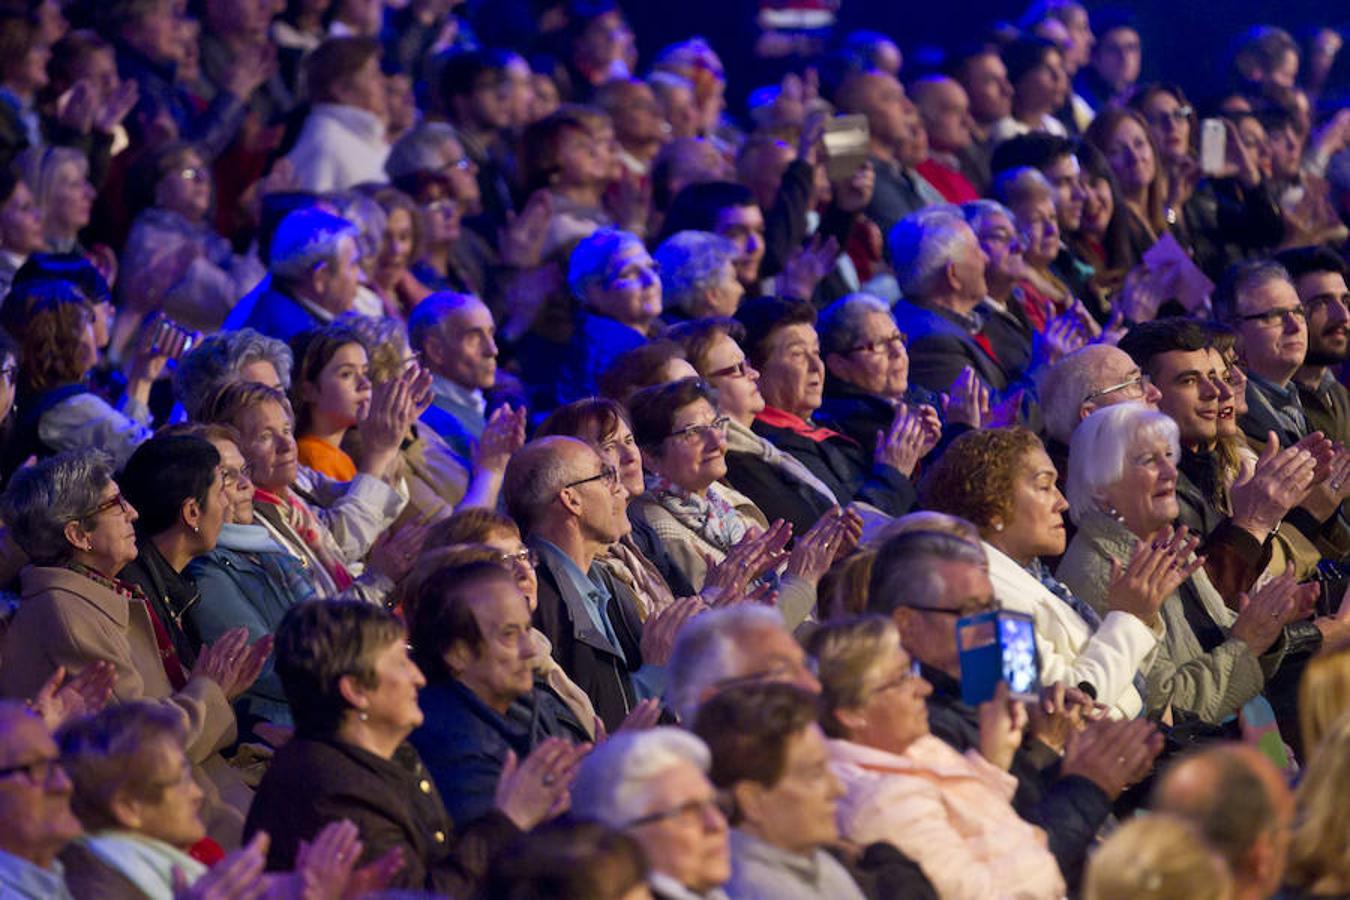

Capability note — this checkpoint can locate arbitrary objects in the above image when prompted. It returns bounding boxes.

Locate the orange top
[297,434,357,482]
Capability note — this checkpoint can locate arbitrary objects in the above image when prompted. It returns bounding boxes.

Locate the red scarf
[755,406,852,445]
[68,563,187,690]
[252,487,355,590]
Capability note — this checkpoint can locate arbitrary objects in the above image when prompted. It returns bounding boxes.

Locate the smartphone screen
[999,614,1040,701]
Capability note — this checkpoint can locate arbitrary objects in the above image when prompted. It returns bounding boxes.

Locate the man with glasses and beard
[1279,246,1350,448]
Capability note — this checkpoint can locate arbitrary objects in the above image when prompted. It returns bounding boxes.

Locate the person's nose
[1158,455,1178,485]
[795,665,822,695]
[48,761,73,794]
[1213,374,1233,403]
[807,352,825,376]
[519,632,538,660]
[1284,311,1304,334]
[1053,487,1069,513]
[486,335,499,357]
[1144,381,1163,404]
[747,363,761,382]
[1198,376,1218,401]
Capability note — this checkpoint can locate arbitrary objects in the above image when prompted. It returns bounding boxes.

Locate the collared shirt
[0,849,74,900]
[1247,369,1308,438]
[532,539,626,664]
[726,829,866,900]
[430,373,487,420]
[649,871,730,900]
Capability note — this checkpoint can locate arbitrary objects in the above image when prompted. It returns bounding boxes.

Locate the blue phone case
[956,610,1041,706]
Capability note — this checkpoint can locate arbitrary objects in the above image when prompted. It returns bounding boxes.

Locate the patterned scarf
[252,487,354,590]
[643,473,749,553]
[598,534,677,622]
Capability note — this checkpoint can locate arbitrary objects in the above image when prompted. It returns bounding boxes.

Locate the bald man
[912,76,982,202]
[1151,745,1295,900]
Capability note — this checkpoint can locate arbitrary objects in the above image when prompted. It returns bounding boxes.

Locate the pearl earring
[993,521,1004,532]
[358,710,369,722]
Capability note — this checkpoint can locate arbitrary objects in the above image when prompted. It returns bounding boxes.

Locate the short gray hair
[567,228,647,302]
[961,198,1016,233]
[653,231,738,315]
[324,191,386,266]
[174,328,294,421]
[1,449,115,565]
[407,291,480,355]
[386,121,460,181]
[866,525,987,618]
[1212,259,1293,323]
[502,437,590,533]
[1038,345,1127,445]
[666,605,785,723]
[268,208,360,283]
[993,165,1054,209]
[818,292,892,356]
[571,728,712,828]
[1067,403,1180,524]
[887,205,970,299]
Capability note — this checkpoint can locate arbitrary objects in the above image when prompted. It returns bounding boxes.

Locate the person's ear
[337,673,368,717]
[557,485,584,518]
[731,780,766,827]
[108,788,144,831]
[63,520,92,553]
[443,640,473,677]
[943,259,962,294]
[1078,400,1098,422]
[834,705,869,735]
[182,496,202,532]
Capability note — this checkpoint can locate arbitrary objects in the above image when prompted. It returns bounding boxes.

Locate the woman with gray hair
[173,327,293,422]
[653,230,745,321]
[571,727,732,900]
[0,449,268,845]
[17,146,94,254]
[1057,402,1303,726]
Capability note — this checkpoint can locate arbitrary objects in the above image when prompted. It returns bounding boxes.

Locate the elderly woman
[672,316,839,533]
[653,230,746,322]
[0,449,267,845]
[1083,814,1233,900]
[17,145,95,254]
[120,142,266,333]
[174,327,293,420]
[571,728,733,900]
[12,287,157,471]
[626,377,840,628]
[597,339,699,406]
[1057,403,1297,725]
[918,426,1185,718]
[181,423,314,728]
[244,600,565,895]
[809,615,1066,900]
[521,108,616,260]
[198,381,409,606]
[995,167,1077,328]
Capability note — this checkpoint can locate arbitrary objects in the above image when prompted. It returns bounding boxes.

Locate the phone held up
[956,610,1041,707]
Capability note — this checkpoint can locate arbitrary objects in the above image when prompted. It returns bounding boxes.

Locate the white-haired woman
[1056,402,1303,725]
[653,230,745,322]
[571,727,732,900]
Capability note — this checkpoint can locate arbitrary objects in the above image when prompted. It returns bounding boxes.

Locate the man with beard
[1279,246,1350,447]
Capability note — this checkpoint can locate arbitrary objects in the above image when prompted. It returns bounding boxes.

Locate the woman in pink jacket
[808,616,1066,900]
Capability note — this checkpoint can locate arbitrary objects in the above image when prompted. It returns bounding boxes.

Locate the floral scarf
[643,472,749,553]
[252,487,354,591]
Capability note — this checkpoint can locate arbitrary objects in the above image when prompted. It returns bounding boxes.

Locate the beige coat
[0,566,250,846]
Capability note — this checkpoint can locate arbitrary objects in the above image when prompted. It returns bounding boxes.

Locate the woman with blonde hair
[1298,643,1350,757]
[1283,711,1350,896]
[1083,813,1232,900]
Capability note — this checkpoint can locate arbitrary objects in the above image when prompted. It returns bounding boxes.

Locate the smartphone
[1200,119,1227,176]
[957,610,1041,706]
[151,317,195,359]
[822,114,870,181]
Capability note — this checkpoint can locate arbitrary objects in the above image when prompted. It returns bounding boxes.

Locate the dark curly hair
[918,426,1044,531]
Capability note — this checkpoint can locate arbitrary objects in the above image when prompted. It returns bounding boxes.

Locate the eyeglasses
[444,157,473,172]
[707,360,751,379]
[0,755,63,786]
[624,794,733,829]
[220,463,253,488]
[667,416,730,444]
[871,658,925,696]
[74,492,133,522]
[1147,106,1192,127]
[498,547,539,569]
[176,166,208,182]
[564,464,619,490]
[1238,305,1306,327]
[904,601,996,617]
[845,332,907,356]
[1083,372,1149,404]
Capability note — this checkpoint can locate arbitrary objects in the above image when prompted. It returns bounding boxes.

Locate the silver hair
[866,527,988,617]
[887,205,971,299]
[174,328,294,420]
[647,70,694,98]
[502,436,592,533]
[0,449,115,565]
[1038,345,1130,445]
[567,228,648,302]
[570,727,712,828]
[324,191,387,265]
[386,121,461,181]
[961,198,1017,233]
[666,605,786,723]
[652,230,738,315]
[268,208,361,284]
[18,145,88,218]
[406,291,483,355]
[818,292,893,356]
[993,165,1054,209]
[1066,403,1180,525]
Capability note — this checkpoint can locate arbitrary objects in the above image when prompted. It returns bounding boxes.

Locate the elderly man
[571,728,732,900]
[736,295,918,517]
[408,560,591,827]
[1038,343,1162,473]
[911,76,981,203]
[866,527,1150,892]
[1151,745,1295,900]
[692,683,868,900]
[503,437,663,731]
[0,703,81,898]
[1280,246,1350,446]
[408,292,498,459]
[888,207,1014,394]
[221,208,363,342]
[285,38,390,192]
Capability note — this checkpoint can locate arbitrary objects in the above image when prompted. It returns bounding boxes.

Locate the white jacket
[286,103,389,193]
[983,541,1158,719]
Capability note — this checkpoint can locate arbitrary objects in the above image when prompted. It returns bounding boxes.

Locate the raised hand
[1106,525,1205,623]
[1230,433,1317,540]
[295,819,364,900]
[874,404,929,477]
[1312,578,1350,648]
[640,596,707,666]
[702,519,792,606]
[499,191,554,270]
[941,366,989,429]
[976,681,1028,771]
[1025,682,1099,753]
[28,661,116,731]
[785,507,850,586]
[95,79,140,133]
[472,405,527,476]
[367,519,433,585]
[1060,717,1164,799]
[1229,566,1306,655]
[776,234,840,301]
[192,628,273,701]
[494,738,592,830]
[833,160,875,213]
[174,832,269,900]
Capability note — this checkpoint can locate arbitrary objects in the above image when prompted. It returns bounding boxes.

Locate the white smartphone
[1200,119,1227,176]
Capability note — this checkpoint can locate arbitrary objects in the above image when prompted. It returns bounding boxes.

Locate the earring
[992,521,1004,532]
[358,710,369,722]
[193,525,200,534]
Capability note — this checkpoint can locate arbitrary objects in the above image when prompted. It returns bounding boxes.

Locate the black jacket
[244,736,518,895]
[529,538,646,732]
[118,540,203,670]
[723,450,838,534]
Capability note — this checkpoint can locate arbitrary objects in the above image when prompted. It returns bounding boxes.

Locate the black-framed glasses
[1083,372,1148,404]
[624,793,733,829]
[845,333,906,356]
[668,416,730,443]
[73,492,133,522]
[564,464,619,490]
[1238,305,1306,327]
[905,601,995,617]
[0,756,62,786]
[1147,106,1192,127]
[498,548,539,569]
[707,360,750,379]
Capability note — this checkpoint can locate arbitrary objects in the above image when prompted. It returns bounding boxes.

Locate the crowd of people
[0,0,1349,896]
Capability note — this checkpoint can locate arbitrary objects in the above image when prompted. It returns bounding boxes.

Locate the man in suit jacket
[504,436,664,732]
[221,208,363,343]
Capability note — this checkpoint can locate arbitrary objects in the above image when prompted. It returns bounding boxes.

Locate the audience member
[1082,813,1233,900]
